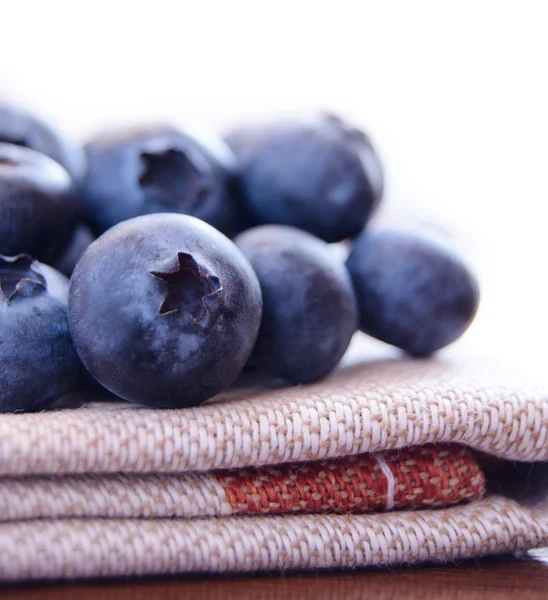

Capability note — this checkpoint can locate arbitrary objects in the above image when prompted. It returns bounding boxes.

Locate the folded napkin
[0,346,547,580]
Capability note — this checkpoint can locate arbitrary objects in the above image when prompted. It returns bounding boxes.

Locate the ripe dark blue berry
[0,255,81,413]
[82,125,246,237]
[0,100,85,182]
[68,213,262,408]
[37,261,70,305]
[0,143,82,263]
[346,229,480,356]
[235,225,358,383]
[226,113,384,243]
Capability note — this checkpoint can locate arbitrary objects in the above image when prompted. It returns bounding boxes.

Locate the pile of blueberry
[0,101,479,412]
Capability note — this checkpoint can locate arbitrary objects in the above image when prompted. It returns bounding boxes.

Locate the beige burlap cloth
[0,348,547,580]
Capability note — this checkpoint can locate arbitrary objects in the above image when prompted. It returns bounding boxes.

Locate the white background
[1,1,547,371]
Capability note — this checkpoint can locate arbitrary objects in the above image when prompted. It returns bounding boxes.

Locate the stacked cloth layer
[0,354,547,580]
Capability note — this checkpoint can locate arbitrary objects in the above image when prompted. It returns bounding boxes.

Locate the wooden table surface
[4,550,548,599]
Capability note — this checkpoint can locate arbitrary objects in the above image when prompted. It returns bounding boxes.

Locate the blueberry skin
[82,124,246,238]
[0,144,82,264]
[235,225,358,383]
[34,260,70,305]
[346,230,480,356]
[0,255,81,413]
[225,113,384,243]
[68,213,263,408]
[0,100,85,182]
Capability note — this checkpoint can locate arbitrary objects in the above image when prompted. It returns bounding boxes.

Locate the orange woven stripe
[388,445,486,509]
[215,444,486,515]
[217,455,387,514]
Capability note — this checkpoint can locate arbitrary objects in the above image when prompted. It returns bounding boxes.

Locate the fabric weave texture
[0,351,547,580]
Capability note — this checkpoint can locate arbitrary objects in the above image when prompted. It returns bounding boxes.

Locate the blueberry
[0,143,82,263]
[0,100,85,182]
[68,213,262,408]
[235,225,358,383]
[346,229,480,356]
[0,254,81,413]
[225,113,384,243]
[35,260,70,305]
[82,124,246,237]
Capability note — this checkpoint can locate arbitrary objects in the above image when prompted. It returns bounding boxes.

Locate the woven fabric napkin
[0,345,547,580]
